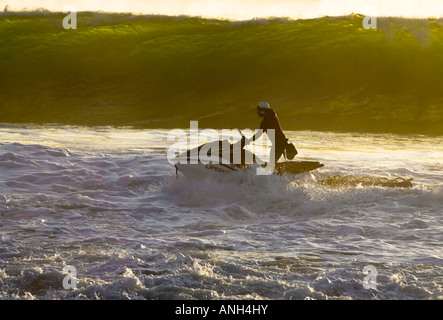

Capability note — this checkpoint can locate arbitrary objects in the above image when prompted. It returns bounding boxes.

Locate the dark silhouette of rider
[246,102,297,165]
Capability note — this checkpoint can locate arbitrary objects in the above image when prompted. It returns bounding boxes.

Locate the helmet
[285,143,298,160]
[257,102,270,110]
[256,102,270,117]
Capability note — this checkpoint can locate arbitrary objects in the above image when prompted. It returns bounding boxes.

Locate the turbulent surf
[1,126,442,300]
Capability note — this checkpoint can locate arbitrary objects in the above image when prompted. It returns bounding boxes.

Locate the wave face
[1,11,443,134]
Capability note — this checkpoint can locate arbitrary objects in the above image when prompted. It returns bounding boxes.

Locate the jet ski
[174,138,324,180]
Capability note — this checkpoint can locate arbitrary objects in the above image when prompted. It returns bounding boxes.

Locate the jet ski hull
[175,159,324,179]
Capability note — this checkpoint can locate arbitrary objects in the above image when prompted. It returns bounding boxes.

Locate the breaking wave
[1,11,443,134]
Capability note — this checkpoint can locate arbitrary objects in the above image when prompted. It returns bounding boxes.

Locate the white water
[0,124,442,300]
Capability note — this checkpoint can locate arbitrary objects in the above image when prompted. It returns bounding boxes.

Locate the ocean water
[1,11,443,134]
[0,124,442,300]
